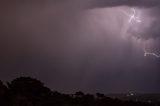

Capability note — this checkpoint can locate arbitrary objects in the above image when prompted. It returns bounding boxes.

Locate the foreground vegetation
[0,77,158,106]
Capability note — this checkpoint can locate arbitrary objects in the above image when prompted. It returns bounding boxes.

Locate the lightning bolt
[120,8,160,58]
[144,44,160,58]
[120,8,142,24]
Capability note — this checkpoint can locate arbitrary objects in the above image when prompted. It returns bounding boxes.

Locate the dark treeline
[0,77,158,106]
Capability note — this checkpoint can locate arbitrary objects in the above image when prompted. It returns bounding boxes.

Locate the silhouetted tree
[96,93,105,99]
[82,94,95,106]
[7,77,52,106]
[0,80,7,96]
[75,91,84,98]
[0,80,8,105]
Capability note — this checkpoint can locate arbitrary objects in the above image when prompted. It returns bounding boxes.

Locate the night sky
[0,0,160,94]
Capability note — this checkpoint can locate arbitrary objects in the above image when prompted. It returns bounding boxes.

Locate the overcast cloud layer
[0,0,160,93]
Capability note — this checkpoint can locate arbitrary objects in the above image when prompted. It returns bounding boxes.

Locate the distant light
[126,92,134,96]
[130,93,134,96]
[148,100,152,103]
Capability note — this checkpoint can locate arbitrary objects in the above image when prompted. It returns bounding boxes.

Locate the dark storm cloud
[92,0,160,8]
[141,8,160,40]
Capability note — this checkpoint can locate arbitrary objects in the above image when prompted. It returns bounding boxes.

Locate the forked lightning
[120,8,160,58]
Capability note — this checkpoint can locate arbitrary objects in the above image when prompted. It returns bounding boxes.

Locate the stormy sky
[0,0,160,93]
